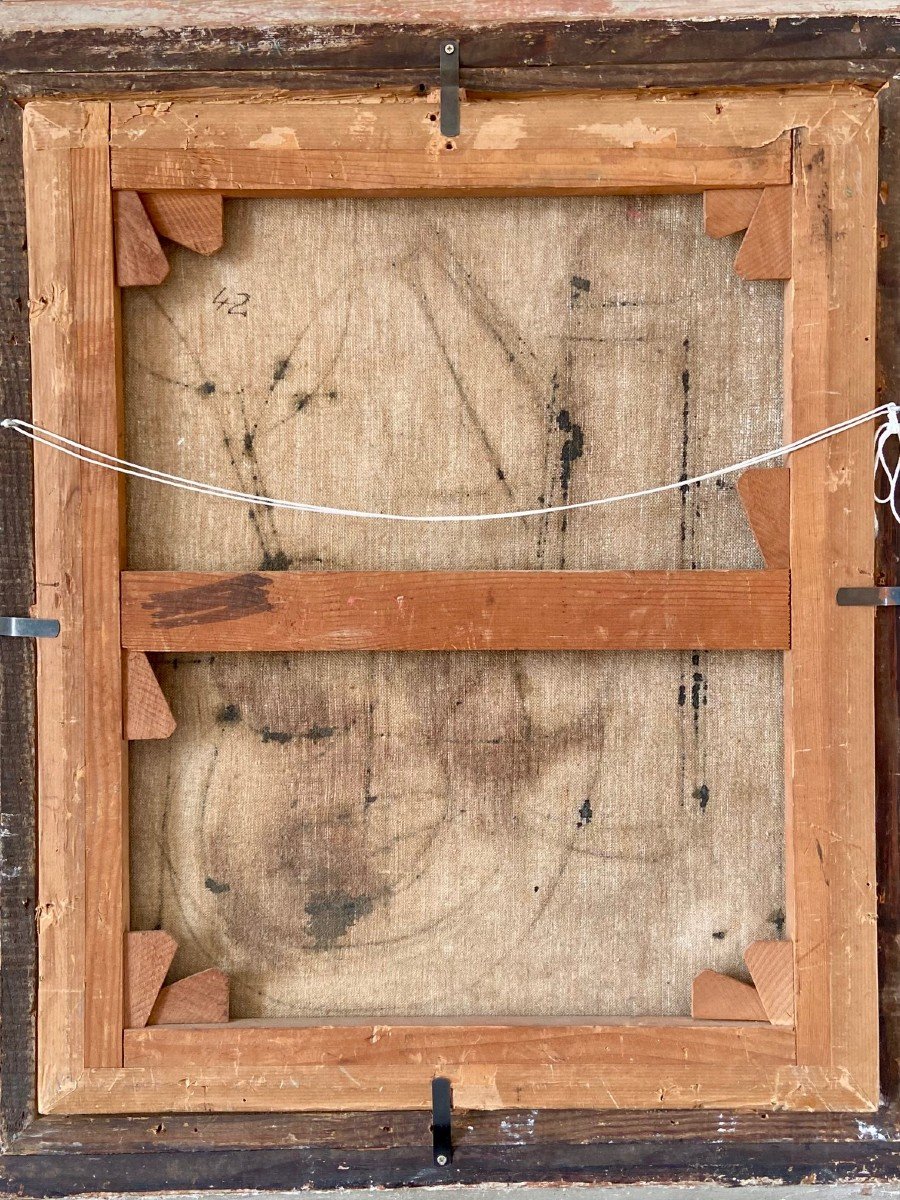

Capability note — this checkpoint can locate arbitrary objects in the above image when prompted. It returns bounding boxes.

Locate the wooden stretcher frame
[24,84,878,1116]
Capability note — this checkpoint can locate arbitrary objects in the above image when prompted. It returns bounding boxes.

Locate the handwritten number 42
[213,288,250,316]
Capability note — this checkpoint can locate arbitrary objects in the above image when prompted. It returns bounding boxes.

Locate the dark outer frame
[0,17,899,1196]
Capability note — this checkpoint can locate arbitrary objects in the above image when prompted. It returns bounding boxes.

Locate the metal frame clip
[836,587,900,607]
[431,1076,453,1166]
[440,40,460,138]
[0,617,60,638]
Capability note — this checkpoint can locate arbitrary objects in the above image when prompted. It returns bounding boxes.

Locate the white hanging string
[875,401,900,526]
[3,402,900,525]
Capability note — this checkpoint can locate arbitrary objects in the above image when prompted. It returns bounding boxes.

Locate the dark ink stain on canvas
[261,726,293,745]
[271,357,290,388]
[260,550,292,571]
[556,408,584,499]
[304,725,335,743]
[570,275,591,307]
[305,891,374,950]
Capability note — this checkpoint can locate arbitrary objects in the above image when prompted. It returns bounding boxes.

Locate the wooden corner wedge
[691,969,768,1022]
[148,969,230,1025]
[125,931,178,1029]
[113,190,170,287]
[703,188,763,238]
[744,941,795,1026]
[141,191,224,255]
[734,185,792,280]
[737,467,790,569]
[124,651,176,740]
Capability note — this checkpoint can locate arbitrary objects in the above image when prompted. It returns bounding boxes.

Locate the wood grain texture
[9,62,900,101]
[120,570,790,652]
[0,96,38,1147]
[24,100,109,1111]
[125,930,177,1028]
[0,15,899,1177]
[148,969,229,1025]
[106,91,868,152]
[691,970,768,1022]
[14,1103,897,1153]
[51,1060,870,1115]
[875,73,900,1106]
[703,188,763,238]
[735,185,793,280]
[1,22,899,1174]
[784,98,879,1105]
[107,92,808,197]
[2,6,898,33]
[5,1127,899,1194]
[124,651,175,740]
[26,97,127,1098]
[113,190,169,286]
[124,1019,793,1069]
[71,114,128,1073]
[113,146,790,197]
[140,190,223,254]
[3,18,900,74]
[19,85,878,1120]
[737,467,790,569]
[744,940,794,1027]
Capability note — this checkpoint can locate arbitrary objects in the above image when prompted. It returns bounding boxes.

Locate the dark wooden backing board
[0,15,899,1194]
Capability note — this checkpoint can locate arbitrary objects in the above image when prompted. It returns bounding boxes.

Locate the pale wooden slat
[25,100,95,1111]
[57,1057,877,1116]
[112,145,790,196]
[140,190,224,254]
[113,190,169,286]
[148,969,229,1025]
[125,1020,792,1069]
[784,102,879,1105]
[125,931,178,1029]
[703,188,763,237]
[107,91,871,154]
[124,651,176,740]
[119,570,791,652]
[691,970,768,1022]
[74,138,129,1071]
[734,185,792,280]
[744,941,795,1027]
[737,467,790,569]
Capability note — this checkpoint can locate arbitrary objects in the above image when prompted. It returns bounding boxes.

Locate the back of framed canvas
[21,86,878,1115]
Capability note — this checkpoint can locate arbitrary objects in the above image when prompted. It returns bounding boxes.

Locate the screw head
[444,43,455,54]
[436,1154,449,1166]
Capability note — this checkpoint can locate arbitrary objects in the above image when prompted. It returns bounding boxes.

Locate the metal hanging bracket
[440,40,460,139]
[0,616,60,638]
[431,1076,453,1166]
[837,587,900,607]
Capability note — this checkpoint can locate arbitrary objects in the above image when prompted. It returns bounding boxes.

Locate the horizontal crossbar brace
[120,569,790,652]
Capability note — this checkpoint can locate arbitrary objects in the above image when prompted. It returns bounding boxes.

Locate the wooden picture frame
[24,84,878,1117]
